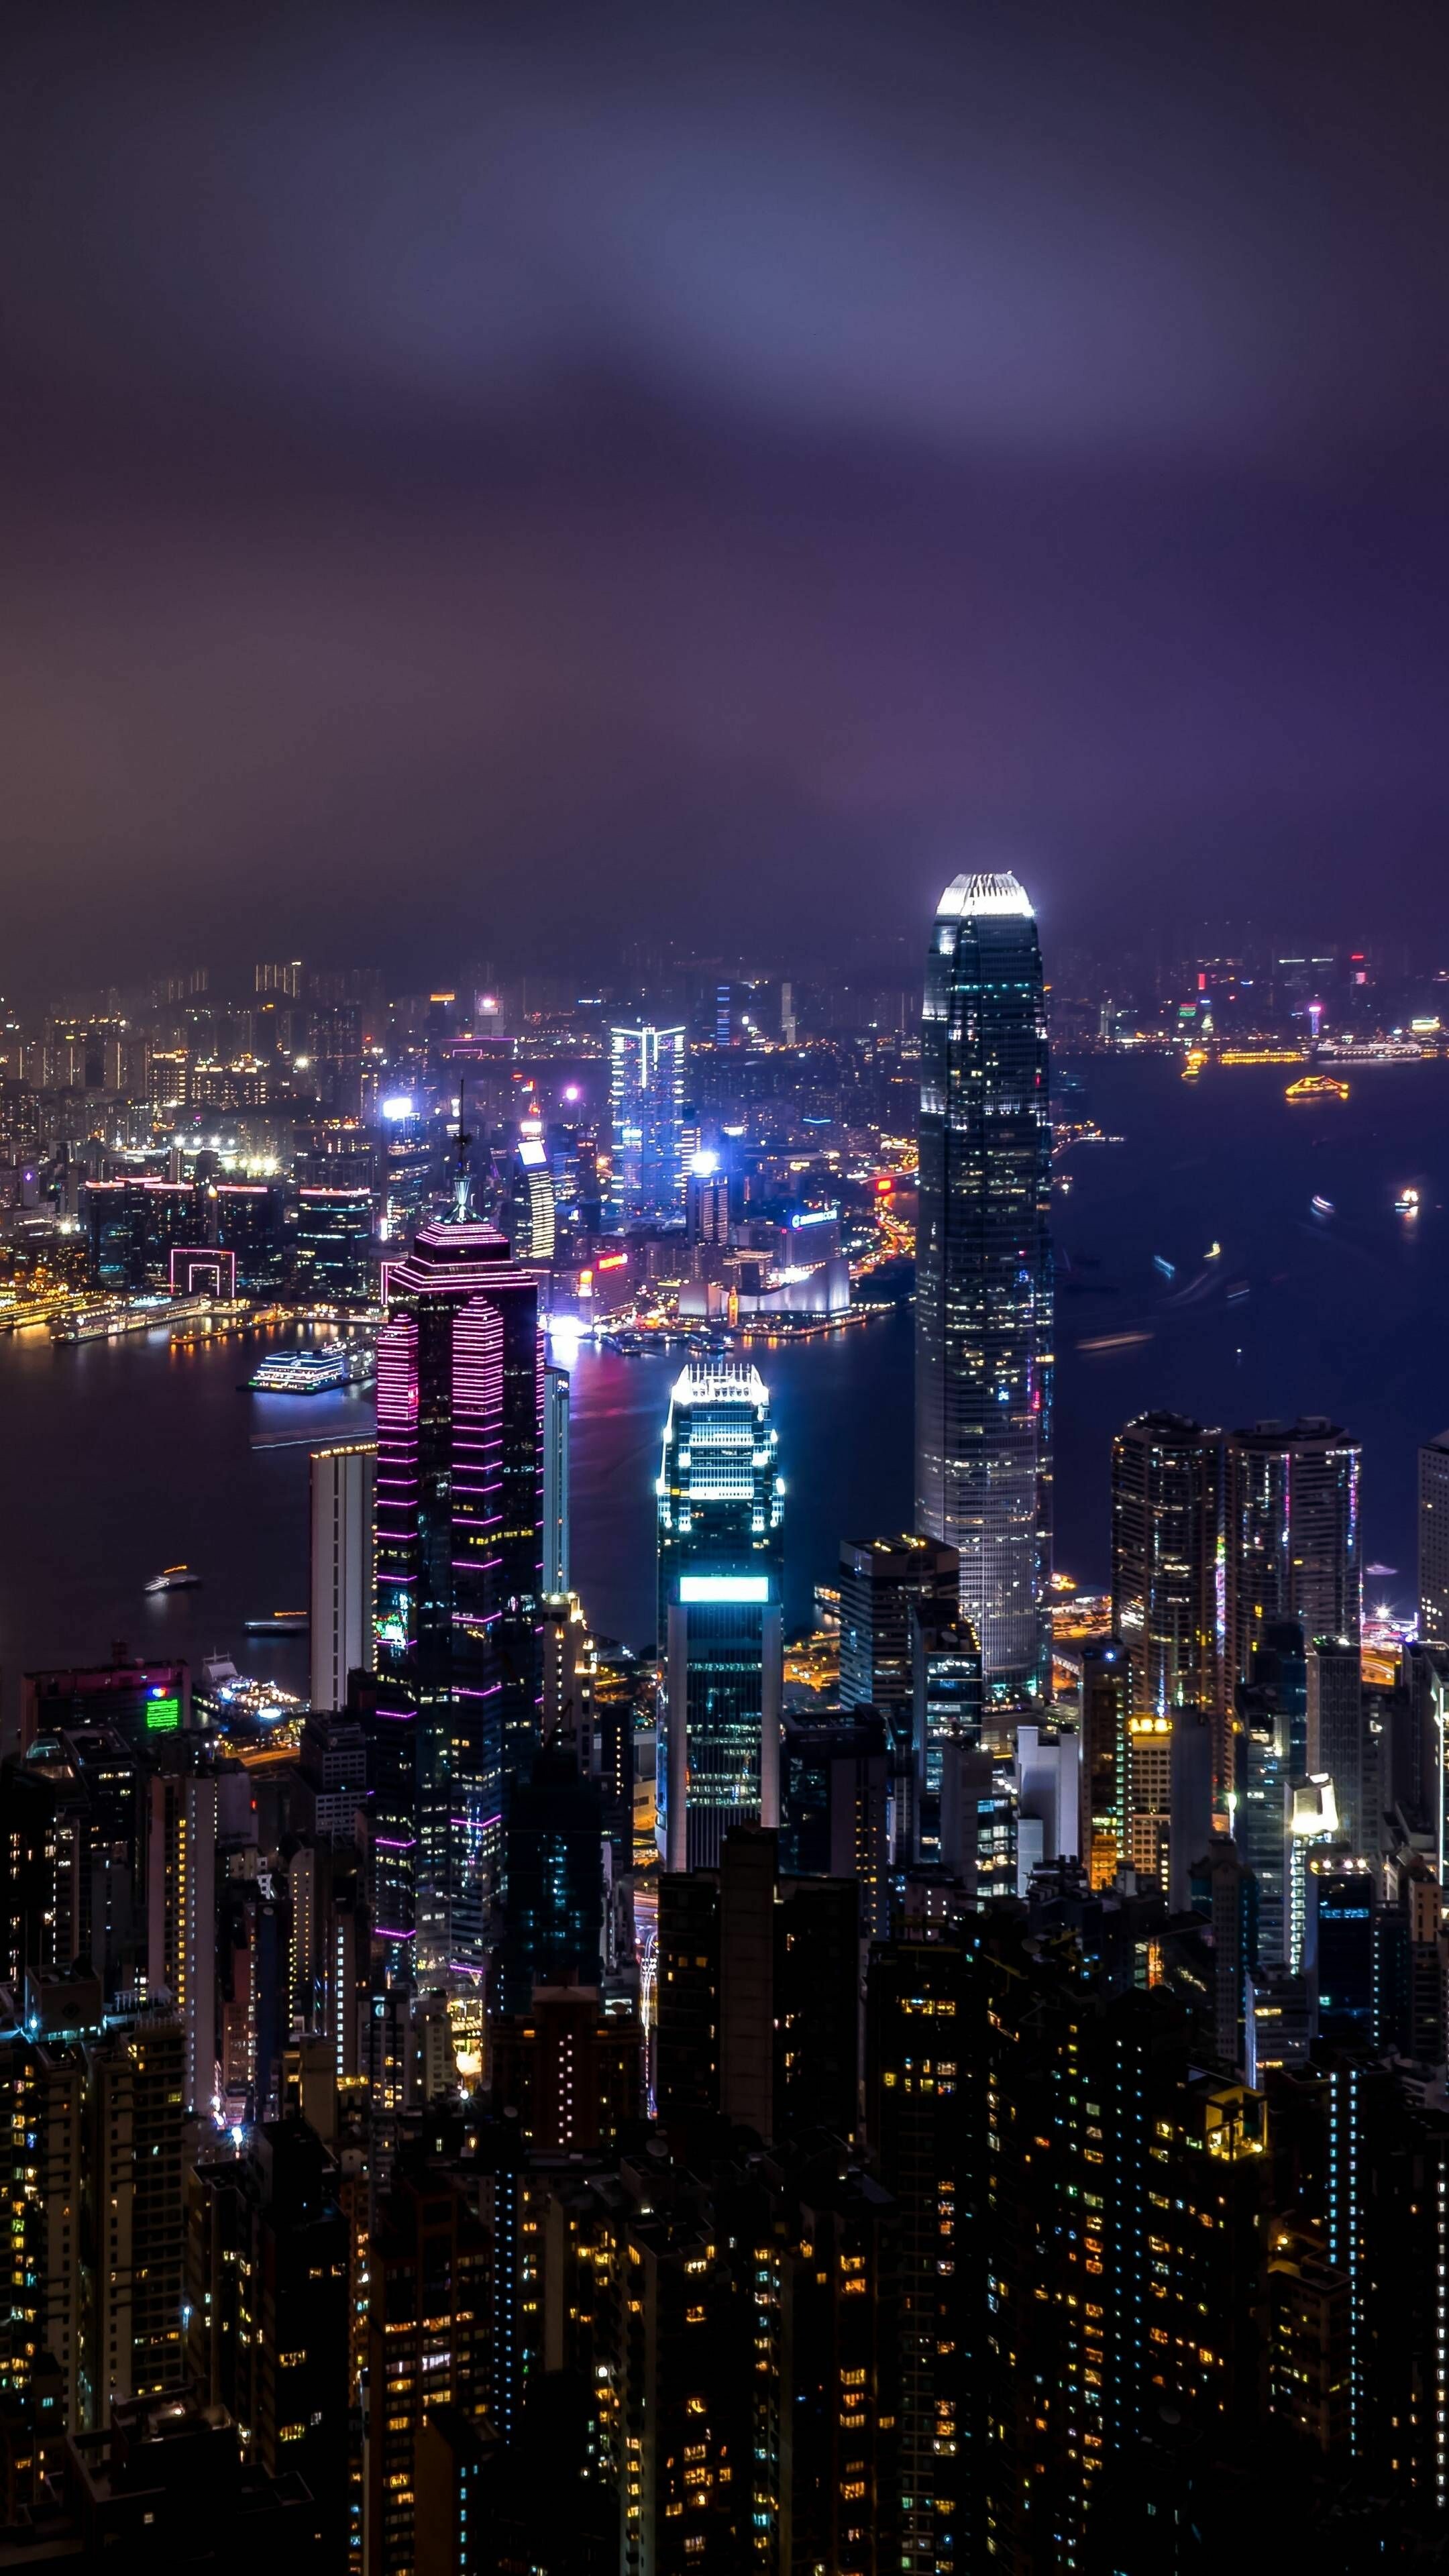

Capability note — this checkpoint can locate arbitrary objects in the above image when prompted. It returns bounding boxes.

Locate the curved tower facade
[915,871,1053,1699]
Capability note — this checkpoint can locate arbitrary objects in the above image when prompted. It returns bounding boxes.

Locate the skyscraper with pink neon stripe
[374,1222,545,1982]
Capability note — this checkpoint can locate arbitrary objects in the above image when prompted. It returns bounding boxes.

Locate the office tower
[364,2165,489,2576]
[839,1534,960,1711]
[686,1155,730,1247]
[1079,1640,1126,1887]
[655,1829,859,2146]
[83,1175,201,1289]
[374,1222,543,1980]
[908,1605,983,1864]
[608,1020,686,1222]
[1013,1723,1081,1890]
[1110,1409,1224,1768]
[213,1179,288,1293]
[494,1741,604,2014]
[1225,1419,1362,1711]
[915,871,1053,1699]
[838,1534,960,1860]
[656,1360,784,1871]
[542,1362,570,1595]
[146,1767,217,2113]
[1305,1856,1377,2049]
[1403,1640,1449,1863]
[21,1652,192,1754]
[1420,1430,1449,1646]
[508,1121,556,1262]
[780,1711,890,1933]
[310,1442,376,1713]
[1307,1633,1366,1849]
[293,1185,374,1305]
[867,1918,977,2576]
[938,1741,1017,1898]
[186,2121,350,2540]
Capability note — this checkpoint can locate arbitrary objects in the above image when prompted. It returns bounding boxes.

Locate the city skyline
[7,9,1449,2563]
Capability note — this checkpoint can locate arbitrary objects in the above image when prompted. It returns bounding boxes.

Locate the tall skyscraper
[1306,1634,1366,1851]
[309,1440,376,1713]
[1224,1420,1362,1750]
[146,1769,217,2115]
[915,871,1053,1699]
[542,1362,570,1597]
[838,1534,961,1860]
[1420,1430,1449,1646]
[374,1222,543,1981]
[1110,1410,1223,1729]
[608,1021,686,1223]
[657,1360,784,1870]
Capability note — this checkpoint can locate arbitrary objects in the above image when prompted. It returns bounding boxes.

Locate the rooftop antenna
[453,1071,472,1220]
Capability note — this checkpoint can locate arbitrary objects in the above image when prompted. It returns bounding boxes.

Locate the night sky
[4,0,1449,995]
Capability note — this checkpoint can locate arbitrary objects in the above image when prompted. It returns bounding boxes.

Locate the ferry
[1311,1195,1334,1216]
[244,1610,310,1638]
[1395,1187,1421,1216]
[51,1293,211,1344]
[145,1564,201,1595]
[1285,1074,1350,1104]
[248,1347,353,1394]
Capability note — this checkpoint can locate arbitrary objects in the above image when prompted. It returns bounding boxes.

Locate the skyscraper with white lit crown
[916,871,1053,1699]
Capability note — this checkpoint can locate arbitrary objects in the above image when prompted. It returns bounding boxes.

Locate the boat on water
[146,1564,201,1595]
[1311,1195,1334,1215]
[52,1293,210,1344]
[1286,1074,1350,1104]
[244,1610,309,1637]
[248,1347,354,1394]
[1395,1187,1421,1216]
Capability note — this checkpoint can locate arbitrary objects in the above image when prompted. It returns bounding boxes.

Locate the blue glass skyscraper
[656,1359,784,1870]
[916,871,1053,1700]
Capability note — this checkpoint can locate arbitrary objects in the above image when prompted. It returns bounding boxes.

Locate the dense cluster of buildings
[1,886,1449,2569]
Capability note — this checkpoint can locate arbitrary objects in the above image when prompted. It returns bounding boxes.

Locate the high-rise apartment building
[309,1442,376,1714]
[1110,1409,1223,1734]
[146,1767,217,2114]
[1420,1430,1449,1646]
[1225,1419,1361,1743]
[915,873,1052,1698]
[374,1222,543,1980]
[656,1827,860,2146]
[364,2164,489,2576]
[657,1360,784,1870]
[608,1021,686,1223]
